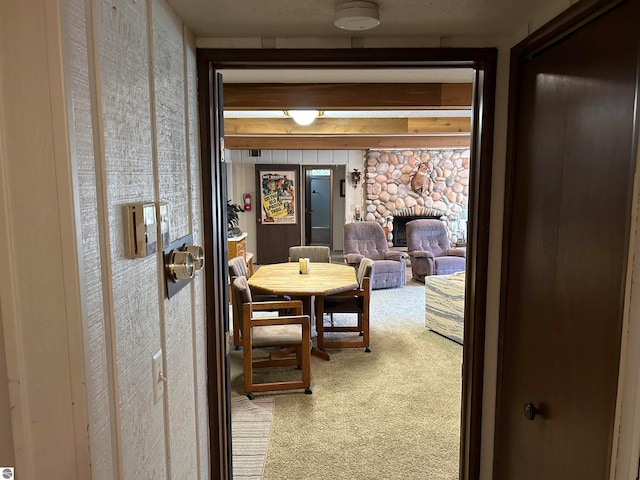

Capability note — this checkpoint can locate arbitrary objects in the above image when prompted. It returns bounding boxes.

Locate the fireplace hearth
[392,215,442,247]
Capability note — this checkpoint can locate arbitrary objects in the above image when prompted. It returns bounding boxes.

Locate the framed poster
[259,169,297,224]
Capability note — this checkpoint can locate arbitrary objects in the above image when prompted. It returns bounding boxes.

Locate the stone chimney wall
[364,148,470,245]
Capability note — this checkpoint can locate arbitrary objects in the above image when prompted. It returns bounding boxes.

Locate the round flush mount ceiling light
[284,110,324,126]
[334,1,380,31]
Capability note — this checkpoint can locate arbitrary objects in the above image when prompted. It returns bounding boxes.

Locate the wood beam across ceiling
[224,134,470,150]
[225,117,471,135]
[222,82,472,149]
[223,83,472,110]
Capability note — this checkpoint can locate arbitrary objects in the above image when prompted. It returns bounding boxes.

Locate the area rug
[231,395,274,479]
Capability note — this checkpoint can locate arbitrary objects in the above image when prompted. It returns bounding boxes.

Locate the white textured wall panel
[271,150,287,163]
[185,27,210,480]
[301,150,318,164]
[152,0,190,240]
[96,0,165,478]
[152,1,198,478]
[63,0,114,478]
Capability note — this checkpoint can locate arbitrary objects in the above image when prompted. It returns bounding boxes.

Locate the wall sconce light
[284,110,324,126]
[350,168,362,188]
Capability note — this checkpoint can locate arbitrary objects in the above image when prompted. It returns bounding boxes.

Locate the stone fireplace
[392,214,442,247]
[363,148,470,246]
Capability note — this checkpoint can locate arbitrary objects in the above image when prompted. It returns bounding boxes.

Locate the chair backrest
[343,222,389,261]
[406,219,451,256]
[231,276,253,324]
[356,257,375,289]
[228,255,249,279]
[288,245,331,263]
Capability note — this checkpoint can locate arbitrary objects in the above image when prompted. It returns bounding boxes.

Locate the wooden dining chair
[288,245,331,263]
[231,276,312,399]
[315,258,374,352]
[229,256,289,348]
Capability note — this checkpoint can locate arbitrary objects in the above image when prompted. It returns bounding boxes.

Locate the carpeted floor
[230,271,463,479]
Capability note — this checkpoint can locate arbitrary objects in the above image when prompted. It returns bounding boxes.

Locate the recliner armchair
[406,219,466,282]
[343,221,407,289]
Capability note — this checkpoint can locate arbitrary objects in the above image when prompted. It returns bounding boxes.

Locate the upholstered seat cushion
[434,256,466,275]
[370,259,405,290]
[253,325,303,348]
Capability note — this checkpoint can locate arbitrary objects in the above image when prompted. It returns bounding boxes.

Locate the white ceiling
[172,1,531,119]
[165,0,559,39]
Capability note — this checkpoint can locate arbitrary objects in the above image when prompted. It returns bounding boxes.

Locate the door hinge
[225,331,231,355]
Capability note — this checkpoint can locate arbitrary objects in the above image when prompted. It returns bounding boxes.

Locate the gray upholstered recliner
[343,221,407,289]
[406,219,466,282]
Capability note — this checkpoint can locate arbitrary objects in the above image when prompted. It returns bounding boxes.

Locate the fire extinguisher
[243,193,251,212]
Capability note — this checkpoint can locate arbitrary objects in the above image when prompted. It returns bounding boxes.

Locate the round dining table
[248,262,358,360]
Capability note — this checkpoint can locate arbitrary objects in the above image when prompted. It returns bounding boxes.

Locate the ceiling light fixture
[334,1,380,31]
[284,110,324,126]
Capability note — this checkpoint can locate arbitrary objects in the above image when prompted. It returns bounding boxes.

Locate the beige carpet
[230,274,463,479]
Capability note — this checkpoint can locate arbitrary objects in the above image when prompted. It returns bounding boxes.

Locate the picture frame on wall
[259,169,297,224]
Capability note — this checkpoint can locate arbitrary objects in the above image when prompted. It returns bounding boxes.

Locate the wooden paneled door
[255,164,302,264]
[495,1,640,478]
[305,167,333,247]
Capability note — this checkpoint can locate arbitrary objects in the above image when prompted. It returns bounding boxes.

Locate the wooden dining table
[248,262,358,360]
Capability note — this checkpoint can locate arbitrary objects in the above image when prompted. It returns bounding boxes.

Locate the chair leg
[360,311,371,352]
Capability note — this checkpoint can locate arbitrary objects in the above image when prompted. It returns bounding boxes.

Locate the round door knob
[168,250,194,281]
[523,402,540,420]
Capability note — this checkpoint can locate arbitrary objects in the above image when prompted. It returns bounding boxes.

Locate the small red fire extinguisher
[243,193,251,212]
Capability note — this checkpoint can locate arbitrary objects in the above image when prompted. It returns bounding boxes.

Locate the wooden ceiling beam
[224,135,470,150]
[224,117,471,135]
[223,83,472,110]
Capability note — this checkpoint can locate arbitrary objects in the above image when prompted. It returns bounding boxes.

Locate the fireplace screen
[392,215,441,246]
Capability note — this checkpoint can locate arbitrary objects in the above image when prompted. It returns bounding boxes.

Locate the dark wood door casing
[197,65,233,478]
[197,47,497,480]
[495,0,640,478]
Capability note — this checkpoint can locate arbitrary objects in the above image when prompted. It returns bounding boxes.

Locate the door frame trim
[197,47,497,480]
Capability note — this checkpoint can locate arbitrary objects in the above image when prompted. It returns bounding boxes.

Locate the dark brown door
[495,1,640,478]
[255,164,302,264]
